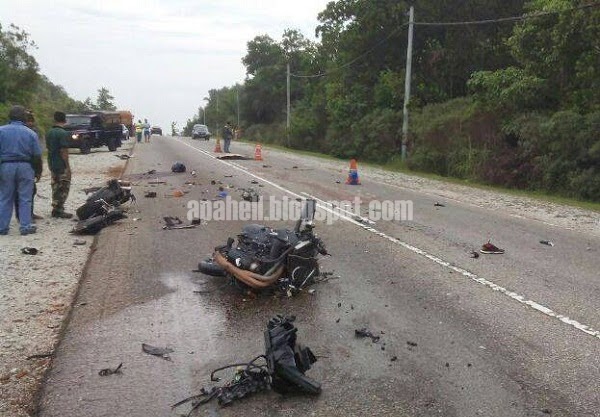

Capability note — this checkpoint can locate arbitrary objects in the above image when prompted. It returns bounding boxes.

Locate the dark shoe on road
[480,240,505,254]
[52,210,74,219]
[20,226,37,235]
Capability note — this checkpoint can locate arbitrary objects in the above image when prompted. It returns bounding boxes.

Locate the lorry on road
[65,111,123,154]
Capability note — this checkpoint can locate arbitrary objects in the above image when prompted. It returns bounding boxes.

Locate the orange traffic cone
[345,159,360,185]
[214,137,222,153]
[254,143,263,161]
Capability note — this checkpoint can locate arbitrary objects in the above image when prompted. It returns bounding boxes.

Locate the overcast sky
[4,0,332,131]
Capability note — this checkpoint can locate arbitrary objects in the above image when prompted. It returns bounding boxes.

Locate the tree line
[0,23,117,136]
[189,0,600,202]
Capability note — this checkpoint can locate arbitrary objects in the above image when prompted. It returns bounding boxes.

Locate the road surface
[37,136,600,417]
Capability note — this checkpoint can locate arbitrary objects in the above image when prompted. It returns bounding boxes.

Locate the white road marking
[174,138,600,341]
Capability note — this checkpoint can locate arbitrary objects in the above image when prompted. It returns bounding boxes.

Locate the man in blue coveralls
[0,105,43,235]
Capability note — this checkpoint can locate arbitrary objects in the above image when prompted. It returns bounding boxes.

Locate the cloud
[2,0,331,130]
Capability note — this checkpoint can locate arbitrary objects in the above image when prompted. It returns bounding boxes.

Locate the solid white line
[174,138,600,341]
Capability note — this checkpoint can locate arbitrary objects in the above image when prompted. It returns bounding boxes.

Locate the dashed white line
[174,138,600,341]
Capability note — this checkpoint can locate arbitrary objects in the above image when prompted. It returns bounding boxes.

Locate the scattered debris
[434,202,446,207]
[539,240,554,247]
[163,216,197,230]
[292,166,298,169]
[250,180,259,184]
[355,328,380,343]
[241,188,260,202]
[470,251,480,258]
[390,356,398,362]
[146,169,157,175]
[262,165,271,168]
[148,179,166,184]
[216,154,249,160]
[144,191,157,198]
[99,363,123,376]
[115,154,132,160]
[171,162,186,173]
[191,170,197,177]
[480,240,505,254]
[210,180,217,185]
[218,191,228,198]
[21,247,38,255]
[142,343,173,360]
[26,353,53,360]
[172,316,319,414]
[191,218,202,225]
[407,341,418,347]
[335,180,341,184]
[73,239,87,246]
[172,189,185,198]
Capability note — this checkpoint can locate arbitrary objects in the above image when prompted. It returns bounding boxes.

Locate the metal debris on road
[98,363,123,376]
[21,247,38,255]
[144,191,157,198]
[241,188,260,202]
[470,251,480,258]
[540,240,554,246]
[25,353,53,360]
[142,343,173,360]
[407,341,418,347]
[434,202,446,207]
[355,328,381,343]
[173,316,320,415]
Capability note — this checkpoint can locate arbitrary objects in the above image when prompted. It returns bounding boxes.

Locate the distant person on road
[0,105,43,235]
[143,118,151,143]
[46,111,73,219]
[135,120,143,143]
[222,121,233,153]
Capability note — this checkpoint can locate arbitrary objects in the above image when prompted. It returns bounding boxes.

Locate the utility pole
[236,88,240,127]
[401,5,414,161]
[286,62,291,147]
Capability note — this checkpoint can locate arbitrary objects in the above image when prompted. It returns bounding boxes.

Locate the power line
[290,23,407,79]
[414,2,600,26]
[289,2,600,78]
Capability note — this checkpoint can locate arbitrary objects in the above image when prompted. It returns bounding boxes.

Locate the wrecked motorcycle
[76,179,134,220]
[197,199,328,292]
[173,315,320,413]
[71,199,127,235]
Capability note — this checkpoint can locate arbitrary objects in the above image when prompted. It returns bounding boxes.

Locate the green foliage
[185,0,600,201]
[468,67,549,112]
[95,87,116,111]
[0,23,39,104]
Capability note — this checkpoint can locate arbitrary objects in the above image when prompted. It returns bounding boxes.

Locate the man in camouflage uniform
[46,111,73,218]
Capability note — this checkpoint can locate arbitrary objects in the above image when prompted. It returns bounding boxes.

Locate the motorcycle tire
[197,259,226,276]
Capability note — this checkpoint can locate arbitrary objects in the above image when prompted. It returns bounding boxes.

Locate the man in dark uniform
[15,110,43,221]
[0,105,43,235]
[46,111,73,218]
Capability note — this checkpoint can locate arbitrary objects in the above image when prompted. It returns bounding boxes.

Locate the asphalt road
[37,136,600,417]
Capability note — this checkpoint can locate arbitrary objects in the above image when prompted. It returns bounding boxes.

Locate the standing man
[135,120,143,143]
[143,118,151,143]
[15,110,43,221]
[222,121,233,153]
[46,111,73,218]
[0,105,43,235]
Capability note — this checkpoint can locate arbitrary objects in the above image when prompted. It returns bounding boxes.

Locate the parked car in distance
[151,126,162,135]
[121,124,130,141]
[192,124,211,140]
